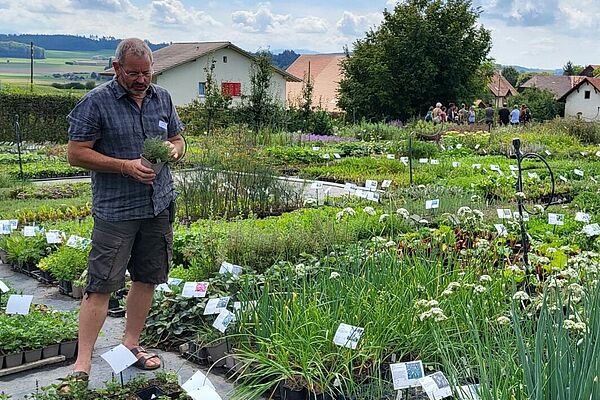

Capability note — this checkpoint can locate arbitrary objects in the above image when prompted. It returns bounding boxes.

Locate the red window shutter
[234,83,241,97]
[221,82,231,97]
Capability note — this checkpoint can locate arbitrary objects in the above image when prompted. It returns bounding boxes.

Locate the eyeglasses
[121,69,153,79]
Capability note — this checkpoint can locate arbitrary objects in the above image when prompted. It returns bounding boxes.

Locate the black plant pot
[42,343,60,358]
[108,298,120,309]
[107,306,126,317]
[4,351,23,368]
[24,348,42,363]
[58,280,73,295]
[60,340,78,359]
[135,385,167,400]
[280,384,307,400]
[41,270,55,284]
[205,340,230,368]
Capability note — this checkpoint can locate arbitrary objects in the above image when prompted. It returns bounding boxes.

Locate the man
[498,103,510,126]
[510,105,520,126]
[484,104,495,131]
[61,38,185,391]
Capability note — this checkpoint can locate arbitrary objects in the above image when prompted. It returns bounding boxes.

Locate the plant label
[548,213,564,226]
[400,157,409,166]
[204,297,230,315]
[509,165,519,171]
[155,283,172,292]
[219,261,242,277]
[213,309,236,333]
[0,280,9,293]
[181,281,209,298]
[167,277,184,286]
[182,370,216,393]
[8,220,17,231]
[382,180,392,189]
[45,230,63,244]
[419,158,428,164]
[592,177,598,184]
[497,209,512,219]
[344,183,357,194]
[474,144,481,150]
[365,180,378,191]
[583,223,600,237]
[100,344,138,375]
[457,384,481,400]
[356,189,369,199]
[188,386,223,400]
[575,212,591,223]
[425,199,440,210]
[472,164,481,169]
[494,224,508,237]
[312,146,320,151]
[490,164,500,172]
[334,153,341,159]
[66,235,91,250]
[513,211,530,222]
[387,154,396,160]
[574,169,584,177]
[333,323,364,349]
[5,294,33,315]
[430,159,440,165]
[0,220,10,235]
[456,144,463,149]
[390,361,425,389]
[452,161,460,168]
[233,300,257,313]
[367,191,380,202]
[23,226,36,237]
[419,372,452,400]
[581,151,588,156]
[527,172,539,179]
[545,150,551,156]
[323,153,330,160]
[559,175,568,183]
[311,181,324,190]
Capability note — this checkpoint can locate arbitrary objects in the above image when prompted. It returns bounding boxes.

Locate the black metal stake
[14,114,24,182]
[408,134,413,186]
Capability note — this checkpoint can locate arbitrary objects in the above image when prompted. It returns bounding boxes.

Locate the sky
[0,0,598,69]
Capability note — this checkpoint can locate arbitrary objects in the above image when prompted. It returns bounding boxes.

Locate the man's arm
[166,134,185,161]
[67,140,156,185]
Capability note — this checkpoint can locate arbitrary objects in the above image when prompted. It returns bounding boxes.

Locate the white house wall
[565,82,600,121]
[154,47,287,107]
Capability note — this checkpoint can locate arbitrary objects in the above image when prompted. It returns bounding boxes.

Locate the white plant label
[496,209,512,219]
[213,309,236,333]
[425,199,440,210]
[591,177,598,184]
[386,154,396,160]
[575,212,591,223]
[382,180,392,189]
[0,220,10,235]
[514,211,530,222]
[456,144,463,149]
[440,144,446,150]
[344,183,357,193]
[452,162,460,168]
[509,165,519,171]
[367,191,380,202]
[100,344,138,375]
[322,153,330,160]
[430,159,440,165]
[559,175,568,183]
[334,153,341,159]
[490,164,500,172]
[472,164,481,169]
[419,158,428,164]
[188,386,222,400]
[419,372,452,400]
[390,361,425,389]
[182,370,216,393]
[23,226,36,237]
[574,169,584,177]
[355,189,367,199]
[494,224,508,237]
[581,151,588,156]
[204,297,230,315]
[6,294,33,315]
[527,172,539,179]
[457,384,481,400]
[545,150,551,156]
[474,144,481,150]
[45,230,63,244]
[333,323,364,349]
[181,282,209,298]
[365,180,378,191]
[311,181,324,190]
[66,235,91,250]
[0,280,9,293]
[400,157,409,166]
[582,223,600,237]
[167,277,184,286]
[219,261,242,277]
[9,220,17,231]
[548,213,565,226]
[312,146,320,151]
[155,283,172,293]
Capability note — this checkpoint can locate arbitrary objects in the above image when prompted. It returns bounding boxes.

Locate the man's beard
[125,81,149,96]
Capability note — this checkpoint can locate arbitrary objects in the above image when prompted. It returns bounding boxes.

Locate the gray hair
[114,38,153,64]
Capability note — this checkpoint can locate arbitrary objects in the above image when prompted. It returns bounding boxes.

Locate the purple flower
[293,134,357,142]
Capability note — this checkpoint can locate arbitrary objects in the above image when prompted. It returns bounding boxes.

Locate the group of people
[425,102,532,130]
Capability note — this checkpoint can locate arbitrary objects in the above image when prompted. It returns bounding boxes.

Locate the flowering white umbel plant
[363,206,376,216]
[515,191,526,199]
[513,291,530,301]
[496,316,511,325]
[479,275,492,282]
[419,307,448,322]
[396,208,410,219]
[329,271,340,279]
[457,206,472,217]
[379,213,390,223]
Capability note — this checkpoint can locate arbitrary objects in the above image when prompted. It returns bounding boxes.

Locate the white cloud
[77,0,132,12]
[294,16,328,33]
[231,3,290,33]
[336,11,381,36]
[150,0,221,28]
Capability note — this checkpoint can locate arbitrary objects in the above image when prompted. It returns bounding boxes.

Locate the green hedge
[0,92,81,143]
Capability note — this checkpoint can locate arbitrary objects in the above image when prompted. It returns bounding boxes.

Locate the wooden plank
[0,355,65,377]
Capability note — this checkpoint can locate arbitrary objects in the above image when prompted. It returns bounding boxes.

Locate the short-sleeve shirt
[67,78,184,222]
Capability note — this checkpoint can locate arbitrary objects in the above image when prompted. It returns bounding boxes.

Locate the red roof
[488,72,518,97]
[519,75,585,99]
[559,77,600,101]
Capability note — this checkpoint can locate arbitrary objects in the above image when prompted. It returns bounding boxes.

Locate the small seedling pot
[42,343,60,359]
[24,348,42,363]
[135,385,167,400]
[141,155,166,174]
[59,340,78,359]
[4,351,24,368]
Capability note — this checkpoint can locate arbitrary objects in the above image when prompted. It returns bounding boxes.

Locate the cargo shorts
[85,209,173,293]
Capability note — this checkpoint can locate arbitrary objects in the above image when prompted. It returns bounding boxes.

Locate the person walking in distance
[60,38,185,392]
[484,104,495,131]
[510,105,520,126]
[498,103,510,127]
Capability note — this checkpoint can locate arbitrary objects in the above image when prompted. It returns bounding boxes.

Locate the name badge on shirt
[158,120,168,130]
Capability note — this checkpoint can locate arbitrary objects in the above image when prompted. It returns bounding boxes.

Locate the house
[101,41,301,106]
[580,65,600,77]
[519,75,585,100]
[488,72,518,107]
[285,54,346,113]
[558,77,600,121]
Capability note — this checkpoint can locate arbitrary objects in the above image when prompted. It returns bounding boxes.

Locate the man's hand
[123,159,156,185]
[165,140,179,161]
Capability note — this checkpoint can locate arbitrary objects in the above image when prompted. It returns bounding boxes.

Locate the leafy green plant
[142,138,171,164]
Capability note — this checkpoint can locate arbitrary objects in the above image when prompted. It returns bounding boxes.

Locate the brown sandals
[129,346,162,370]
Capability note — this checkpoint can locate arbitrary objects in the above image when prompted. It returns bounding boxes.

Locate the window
[222,82,241,97]
[198,82,206,97]
[585,90,591,99]
[222,56,228,63]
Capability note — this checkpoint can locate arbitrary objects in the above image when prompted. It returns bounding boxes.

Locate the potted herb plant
[141,138,172,174]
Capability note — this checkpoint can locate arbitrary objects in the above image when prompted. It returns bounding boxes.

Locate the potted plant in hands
[141,138,172,174]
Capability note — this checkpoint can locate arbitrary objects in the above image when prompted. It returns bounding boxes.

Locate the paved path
[0,265,236,399]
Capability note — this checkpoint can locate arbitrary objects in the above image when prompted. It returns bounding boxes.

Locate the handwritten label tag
[430,159,440,165]
[425,199,440,209]
[322,153,330,160]
[381,180,392,189]
[509,165,519,171]
[213,309,236,333]
[574,169,584,177]
[386,154,396,160]
[158,120,168,130]
[312,146,320,151]
[559,175,568,183]
[204,297,230,315]
[311,181,324,190]
[496,209,512,219]
[472,164,481,169]
[334,153,341,159]
[365,180,378,191]
[219,261,242,277]
[333,323,364,349]
[494,224,508,237]
[548,213,564,226]
[45,230,63,244]
[182,370,216,393]
[390,361,425,389]
[419,372,452,400]
[181,282,209,298]
[419,158,428,164]
[575,212,591,223]
[452,161,460,168]
[100,344,138,374]
[23,226,36,237]
[6,294,33,315]
[188,386,222,400]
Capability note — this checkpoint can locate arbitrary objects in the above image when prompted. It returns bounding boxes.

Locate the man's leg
[122,281,159,367]
[72,292,110,373]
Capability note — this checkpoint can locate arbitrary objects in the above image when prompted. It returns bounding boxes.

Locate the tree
[508,88,563,122]
[501,66,519,88]
[242,51,276,133]
[563,61,585,76]
[338,0,491,120]
[203,57,232,134]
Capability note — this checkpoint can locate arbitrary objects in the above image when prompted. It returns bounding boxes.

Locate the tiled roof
[101,42,300,81]
[519,75,585,99]
[559,77,600,101]
[488,72,518,97]
[286,54,346,113]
